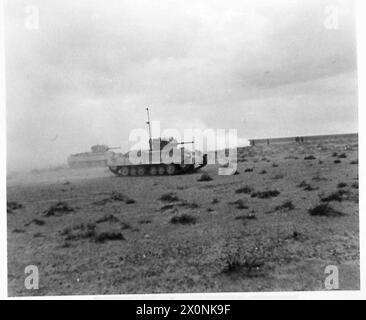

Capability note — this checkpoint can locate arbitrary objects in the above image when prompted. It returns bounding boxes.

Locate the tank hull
[107,149,207,176]
[67,151,113,168]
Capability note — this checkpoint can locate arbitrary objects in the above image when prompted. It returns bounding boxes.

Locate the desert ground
[7,136,359,296]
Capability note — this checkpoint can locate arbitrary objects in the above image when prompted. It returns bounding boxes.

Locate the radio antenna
[146,107,152,151]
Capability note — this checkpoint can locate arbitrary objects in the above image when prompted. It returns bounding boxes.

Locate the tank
[107,109,208,176]
[67,145,119,168]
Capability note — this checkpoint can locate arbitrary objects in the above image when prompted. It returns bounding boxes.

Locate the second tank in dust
[67,145,118,168]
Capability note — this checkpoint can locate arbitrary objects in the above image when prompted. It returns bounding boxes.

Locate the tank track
[109,155,207,177]
[108,164,195,177]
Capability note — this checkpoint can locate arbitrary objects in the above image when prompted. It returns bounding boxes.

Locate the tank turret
[91,145,120,153]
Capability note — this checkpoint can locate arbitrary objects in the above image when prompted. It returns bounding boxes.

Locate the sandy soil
[7,137,359,296]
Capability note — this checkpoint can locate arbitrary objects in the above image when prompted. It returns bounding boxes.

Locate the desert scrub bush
[229,199,249,209]
[304,155,316,160]
[303,184,318,191]
[125,197,136,204]
[274,201,295,212]
[170,214,197,225]
[351,182,359,189]
[197,172,213,182]
[244,168,254,172]
[259,170,267,174]
[308,204,344,217]
[95,214,120,224]
[297,180,309,188]
[110,191,127,201]
[235,186,253,194]
[61,223,97,241]
[251,190,280,198]
[12,228,25,233]
[113,192,136,204]
[271,174,284,180]
[297,180,318,191]
[159,192,179,202]
[334,159,341,164]
[284,230,307,242]
[7,201,23,213]
[43,201,74,217]
[61,222,125,243]
[337,182,348,188]
[321,189,349,202]
[95,214,130,231]
[312,175,327,181]
[160,204,175,211]
[177,201,200,209]
[338,153,347,159]
[221,247,265,277]
[211,198,219,204]
[222,253,242,274]
[95,192,136,205]
[119,222,132,230]
[94,231,125,243]
[24,219,46,227]
[138,219,152,224]
[350,159,358,165]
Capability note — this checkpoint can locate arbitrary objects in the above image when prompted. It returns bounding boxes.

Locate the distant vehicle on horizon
[67,145,120,168]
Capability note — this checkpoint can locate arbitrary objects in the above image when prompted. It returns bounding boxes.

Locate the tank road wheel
[130,166,137,176]
[119,166,129,177]
[137,166,146,176]
[166,164,176,175]
[158,165,166,175]
[149,166,158,176]
[109,166,118,174]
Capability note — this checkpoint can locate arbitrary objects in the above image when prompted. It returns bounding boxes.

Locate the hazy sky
[5,0,357,170]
